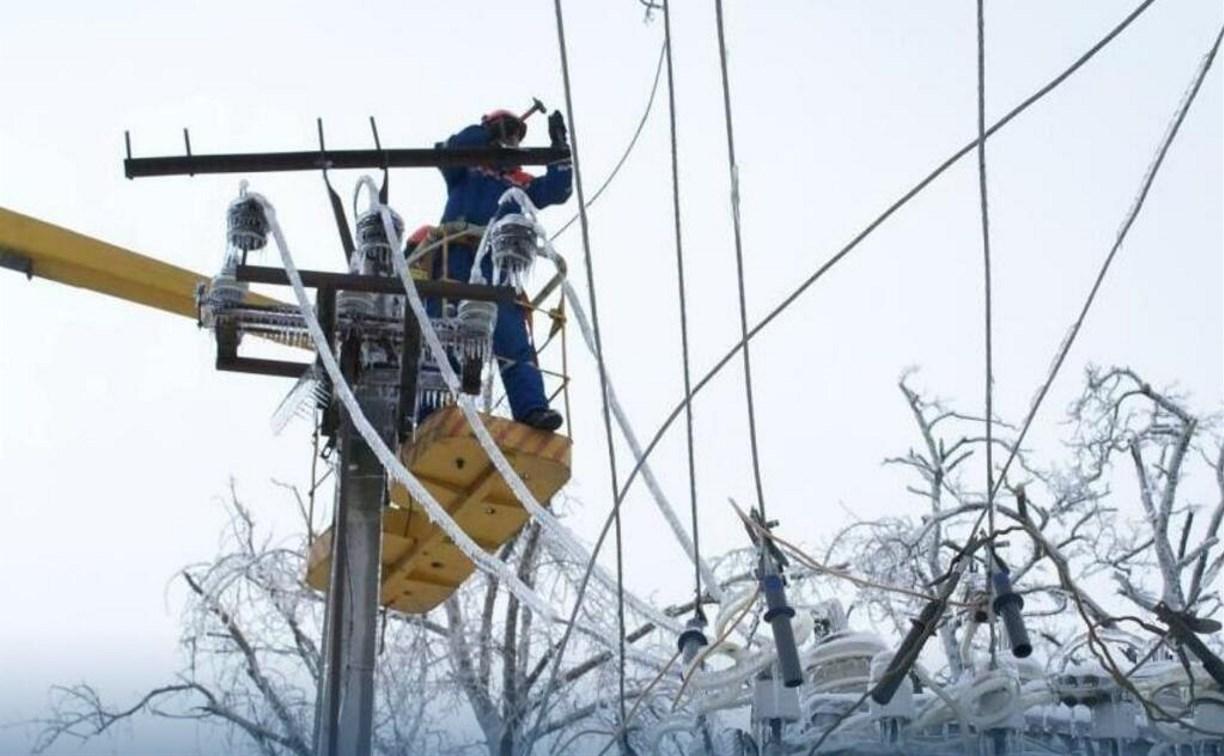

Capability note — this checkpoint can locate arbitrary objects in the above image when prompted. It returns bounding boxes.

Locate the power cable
[552,41,667,241]
[527,7,1165,746]
[660,0,704,612]
[975,0,1000,666]
[612,0,1162,512]
[550,0,631,747]
[533,2,1182,749]
[522,36,681,748]
[989,21,1224,500]
[713,0,768,521]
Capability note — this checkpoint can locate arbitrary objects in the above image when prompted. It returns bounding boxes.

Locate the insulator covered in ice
[421,317,462,361]
[226,191,269,253]
[489,213,537,289]
[415,365,451,412]
[353,208,403,275]
[337,290,378,320]
[868,650,913,721]
[457,299,497,360]
[808,631,886,694]
[198,273,247,328]
[1052,662,1118,706]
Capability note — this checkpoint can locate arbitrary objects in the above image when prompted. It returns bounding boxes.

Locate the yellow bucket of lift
[305,406,571,614]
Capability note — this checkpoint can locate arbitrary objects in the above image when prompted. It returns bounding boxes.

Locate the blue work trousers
[424,243,547,421]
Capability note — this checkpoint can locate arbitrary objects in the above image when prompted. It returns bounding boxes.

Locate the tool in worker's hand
[519,98,546,123]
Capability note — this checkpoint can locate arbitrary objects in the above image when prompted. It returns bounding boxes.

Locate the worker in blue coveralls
[427,108,572,431]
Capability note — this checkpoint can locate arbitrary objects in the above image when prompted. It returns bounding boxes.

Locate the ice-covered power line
[990,21,1224,499]
[712,0,768,524]
[660,0,705,615]
[549,0,635,743]
[974,0,1001,668]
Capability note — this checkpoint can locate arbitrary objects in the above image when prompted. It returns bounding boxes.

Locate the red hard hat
[482,109,527,141]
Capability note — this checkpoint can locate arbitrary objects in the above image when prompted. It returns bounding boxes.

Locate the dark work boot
[522,408,564,432]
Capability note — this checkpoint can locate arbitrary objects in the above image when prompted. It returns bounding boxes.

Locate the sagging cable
[554,272,724,602]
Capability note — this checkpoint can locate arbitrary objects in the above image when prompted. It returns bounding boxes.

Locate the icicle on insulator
[353,208,403,275]
[338,291,377,320]
[227,191,269,252]
[489,214,537,289]
[458,299,497,361]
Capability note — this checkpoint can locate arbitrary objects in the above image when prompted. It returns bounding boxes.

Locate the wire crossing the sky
[550,0,631,747]
[712,0,768,522]
[989,21,1224,500]
[611,0,1163,514]
[661,0,704,611]
[975,0,1001,668]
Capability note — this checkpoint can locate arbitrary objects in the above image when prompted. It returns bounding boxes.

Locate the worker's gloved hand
[548,110,568,148]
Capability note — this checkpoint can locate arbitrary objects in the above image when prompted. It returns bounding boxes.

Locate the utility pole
[123,129,567,756]
[316,370,397,756]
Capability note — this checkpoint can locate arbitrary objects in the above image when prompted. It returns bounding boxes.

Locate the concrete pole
[315,368,397,756]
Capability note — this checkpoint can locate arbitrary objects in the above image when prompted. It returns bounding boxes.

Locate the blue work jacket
[438,124,573,226]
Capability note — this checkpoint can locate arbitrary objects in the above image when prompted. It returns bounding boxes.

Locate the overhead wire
[660,0,705,612]
[974,0,1000,667]
[712,0,768,522]
[523,32,715,747]
[505,2,1206,750]
[550,0,632,746]
[526,7,1166,745]
[551,41,667,242]
[878,20,1224,747]
[989,21,1224,500]
[539,0,1163,654]
[611,0,1163,513]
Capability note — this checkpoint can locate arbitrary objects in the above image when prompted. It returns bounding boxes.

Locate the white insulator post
[868,650,913,745]
[753,668,800,756]
[1193,691,1224,753]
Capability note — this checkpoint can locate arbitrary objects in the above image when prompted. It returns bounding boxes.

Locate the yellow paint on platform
[306,406,571,613]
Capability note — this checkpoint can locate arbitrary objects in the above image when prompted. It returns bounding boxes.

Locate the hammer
[518,97,546,123]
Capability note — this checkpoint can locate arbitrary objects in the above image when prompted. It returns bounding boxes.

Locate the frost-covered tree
[32,485,678,756]
[820,366,1224,731]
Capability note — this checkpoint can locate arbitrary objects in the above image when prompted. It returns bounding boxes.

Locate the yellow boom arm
[0,205,277,318]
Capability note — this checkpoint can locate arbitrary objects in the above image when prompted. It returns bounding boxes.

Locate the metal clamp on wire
[678,610,709,665]
[738,506,802,687]
[1155,602,1224,688]
[991,568,1032,658]
[761,568,803,688]
[871,563,965,705]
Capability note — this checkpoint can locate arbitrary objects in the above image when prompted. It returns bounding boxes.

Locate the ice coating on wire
[554,272,725,604]
[252,191,558,622]
[375,195,681,638]
[462,189,726,614]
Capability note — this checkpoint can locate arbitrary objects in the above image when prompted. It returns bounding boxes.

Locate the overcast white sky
[1,1,1220,753]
